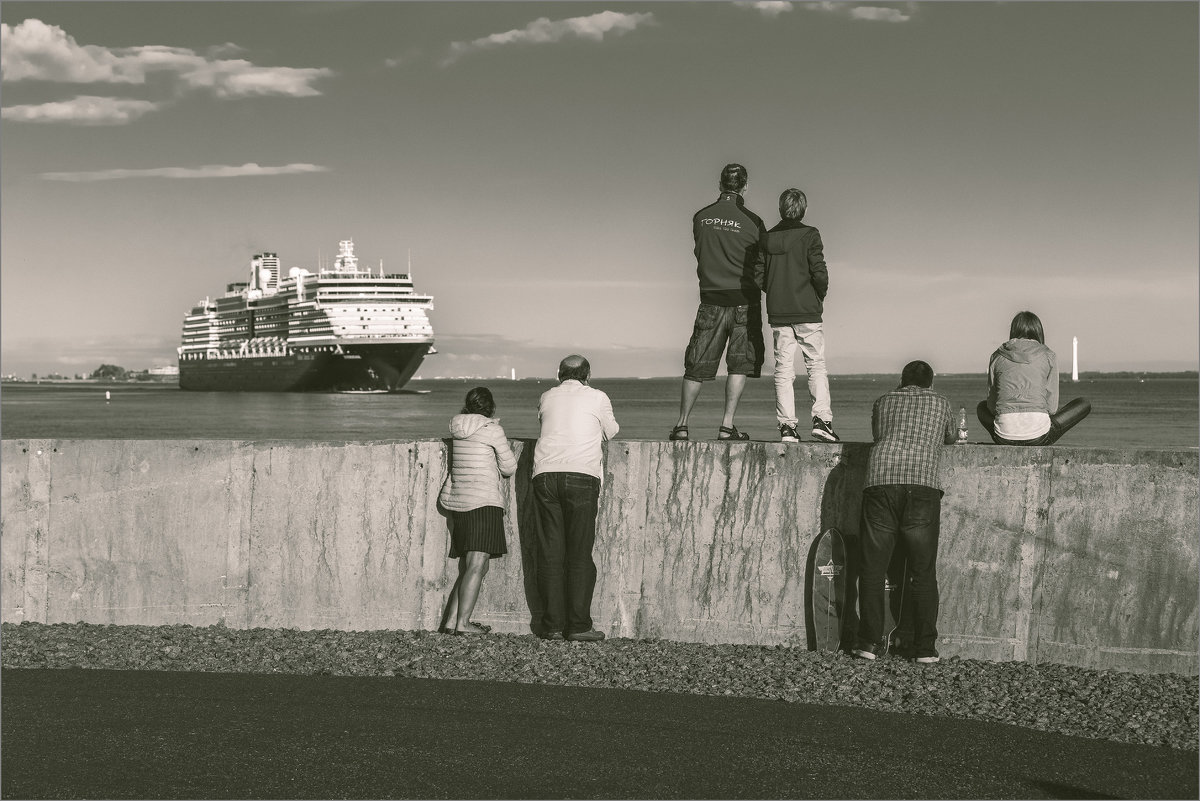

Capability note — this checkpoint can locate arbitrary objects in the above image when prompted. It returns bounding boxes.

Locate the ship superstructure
[178,239,435,391]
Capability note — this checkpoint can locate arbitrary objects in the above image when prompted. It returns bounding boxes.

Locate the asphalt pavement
[1,668,1195,799]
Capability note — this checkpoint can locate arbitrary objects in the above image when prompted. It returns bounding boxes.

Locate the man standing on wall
[670,163,766,442]
[852,360,960,664]
[532,354,619,642]
[754,187,839,444]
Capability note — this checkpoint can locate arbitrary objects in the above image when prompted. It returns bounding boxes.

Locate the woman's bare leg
[438,556,467,632]
[455,551,491,633]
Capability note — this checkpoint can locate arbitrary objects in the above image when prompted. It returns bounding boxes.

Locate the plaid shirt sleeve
[865,387,955,489]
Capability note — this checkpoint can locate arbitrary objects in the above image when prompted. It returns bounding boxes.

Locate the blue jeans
[856,484,942,657]
[532,472,601,636]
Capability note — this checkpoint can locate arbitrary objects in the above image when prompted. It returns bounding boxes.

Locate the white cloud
[804,2,914,23]
[1,18,138,82]
[443,11,656,66]
[177,60,331,98]
[384,49,424,69]
[849,6,912,23]
[39,163,330,182]
[205,42,247,59]
[464,278,682,289]
[0,18,333,123]
[1,95,159,125]
[737,2,795,18]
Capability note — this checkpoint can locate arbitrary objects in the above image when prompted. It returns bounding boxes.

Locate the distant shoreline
[413,371,1199,382]
[3,371,1196,386]
[0,378,178,386]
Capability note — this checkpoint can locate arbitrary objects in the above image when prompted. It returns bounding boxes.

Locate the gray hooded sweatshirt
[987,338,1059,416]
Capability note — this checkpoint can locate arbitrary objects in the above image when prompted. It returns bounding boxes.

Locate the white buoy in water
[105,390,111,402]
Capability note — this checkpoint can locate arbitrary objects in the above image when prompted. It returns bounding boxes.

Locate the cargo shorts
[683,302,765,382]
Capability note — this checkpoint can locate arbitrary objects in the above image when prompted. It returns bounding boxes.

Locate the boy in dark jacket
[754,188,838,443]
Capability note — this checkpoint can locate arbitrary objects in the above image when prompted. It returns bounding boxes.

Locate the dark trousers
[532,472,601,636]
[976,398,1091,445]
[856,484,943,657]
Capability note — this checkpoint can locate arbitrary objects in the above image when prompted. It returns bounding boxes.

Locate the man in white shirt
[532,354,619,642]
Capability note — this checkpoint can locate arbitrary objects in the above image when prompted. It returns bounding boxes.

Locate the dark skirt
[449,506,507,559]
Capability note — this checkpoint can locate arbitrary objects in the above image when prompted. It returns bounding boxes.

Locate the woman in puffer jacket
[977,311,1091,445]
[436,386,518,635]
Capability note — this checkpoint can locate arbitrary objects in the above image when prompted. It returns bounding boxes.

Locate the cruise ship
[178,239,435,391]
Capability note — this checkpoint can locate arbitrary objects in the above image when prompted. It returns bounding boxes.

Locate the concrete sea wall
[2,439,1196,675]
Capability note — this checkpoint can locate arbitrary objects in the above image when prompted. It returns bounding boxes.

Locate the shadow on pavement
[2,668,1194,800]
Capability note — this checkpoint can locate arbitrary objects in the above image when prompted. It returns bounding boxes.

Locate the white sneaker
[915,655,940,664]
[851,648,877,661]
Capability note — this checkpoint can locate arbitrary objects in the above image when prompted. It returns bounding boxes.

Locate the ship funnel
[259,252,280,292]
[334,239,358,272]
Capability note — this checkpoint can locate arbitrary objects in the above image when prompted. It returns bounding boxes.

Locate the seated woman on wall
[977,310,1091,446]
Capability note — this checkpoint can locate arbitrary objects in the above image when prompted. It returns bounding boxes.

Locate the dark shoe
[913,648,940,664]
[779,423,800,443]
[718,425,749,441]
[669,425,689,441]
[850,641,880,660]
[811,417,840,443]
[538,631,565,641]
[888,635,913,659]
[437,626,453,635]
[565,629,606,642]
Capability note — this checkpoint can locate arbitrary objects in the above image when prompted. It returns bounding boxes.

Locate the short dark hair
[462,386,495,417]
[720,163,748,193]
[779,188,807,221]
[900,360,934,388]
[1009,310,1045,344]
[558,354,591,383]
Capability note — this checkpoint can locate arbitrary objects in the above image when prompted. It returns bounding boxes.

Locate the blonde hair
[779,188,807,221]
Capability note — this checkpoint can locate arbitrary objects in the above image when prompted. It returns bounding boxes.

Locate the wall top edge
[1,438,1196,467]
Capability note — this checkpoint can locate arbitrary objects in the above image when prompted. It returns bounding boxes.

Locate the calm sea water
[2,376,1196,449]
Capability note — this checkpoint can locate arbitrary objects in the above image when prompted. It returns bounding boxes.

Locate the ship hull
[179,342,432,392]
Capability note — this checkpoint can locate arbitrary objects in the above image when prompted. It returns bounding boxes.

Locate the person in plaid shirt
[852,360,960,664]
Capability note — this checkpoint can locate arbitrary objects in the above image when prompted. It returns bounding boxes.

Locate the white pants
[772,322,832,427]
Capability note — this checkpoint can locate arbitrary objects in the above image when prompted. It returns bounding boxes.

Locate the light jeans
[772,322,832,428]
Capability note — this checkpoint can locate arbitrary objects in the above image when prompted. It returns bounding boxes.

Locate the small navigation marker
[105,391,111,402]
[1072,336,1079,382]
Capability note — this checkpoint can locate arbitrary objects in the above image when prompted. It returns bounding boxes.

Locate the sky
[1,1,1197,380]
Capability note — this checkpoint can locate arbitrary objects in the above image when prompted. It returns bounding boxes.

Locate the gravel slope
[3,621,1195,751]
